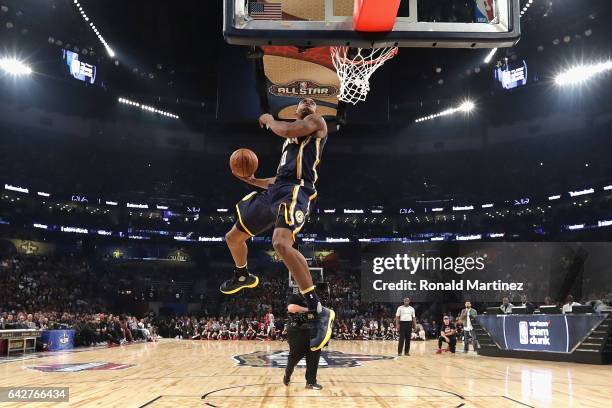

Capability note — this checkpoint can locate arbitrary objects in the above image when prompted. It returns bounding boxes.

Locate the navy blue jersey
[276,134,327,186]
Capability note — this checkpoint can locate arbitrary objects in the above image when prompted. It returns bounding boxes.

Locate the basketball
[229,148,258,177]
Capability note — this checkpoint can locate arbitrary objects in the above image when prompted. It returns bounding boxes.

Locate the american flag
[249,2,282,20]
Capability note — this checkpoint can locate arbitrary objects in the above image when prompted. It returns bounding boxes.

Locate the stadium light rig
[0,58,32,76]
[415,101,475,123]
[118,97,180,119]
[555,61,612,86]
[483,48,498,64]
[73,0,115,58]
[520,0,535,17]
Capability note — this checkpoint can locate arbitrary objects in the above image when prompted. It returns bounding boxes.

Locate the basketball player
[220,98,335,351]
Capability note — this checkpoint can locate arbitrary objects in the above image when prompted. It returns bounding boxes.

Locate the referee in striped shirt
[395,297,417,356]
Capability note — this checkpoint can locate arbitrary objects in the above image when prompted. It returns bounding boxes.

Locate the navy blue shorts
[235,182,317,240]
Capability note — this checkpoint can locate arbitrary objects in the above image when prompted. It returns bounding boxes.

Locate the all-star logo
[20,241,39,255]
[233,350,394,369]
[29,362,136,372]
[269,80,338,97]
[168,250,189,262]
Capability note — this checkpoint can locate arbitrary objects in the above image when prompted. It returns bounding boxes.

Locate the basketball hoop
[331,46,398,105]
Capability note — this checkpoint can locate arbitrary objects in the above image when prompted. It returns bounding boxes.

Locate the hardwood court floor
[0,339,610,407]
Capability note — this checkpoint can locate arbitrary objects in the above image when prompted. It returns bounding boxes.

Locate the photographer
[283,293,323,390]
[436,316,457,354]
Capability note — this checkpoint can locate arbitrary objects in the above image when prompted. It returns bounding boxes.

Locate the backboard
[225,0,520,49]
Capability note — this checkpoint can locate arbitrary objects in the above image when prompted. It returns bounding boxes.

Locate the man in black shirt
[520,294,536,314]
[283,293,323,390]
[436,316,457,354]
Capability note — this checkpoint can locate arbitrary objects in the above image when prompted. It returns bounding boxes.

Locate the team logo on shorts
[294,210,305,224]
[233,350,394,368]
[29,362,136,372]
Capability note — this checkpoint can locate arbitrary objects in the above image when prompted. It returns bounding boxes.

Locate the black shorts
[235,182,317,240]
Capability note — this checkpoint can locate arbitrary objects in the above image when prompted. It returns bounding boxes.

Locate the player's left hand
[259,113,274,128]
[235,174,256,185]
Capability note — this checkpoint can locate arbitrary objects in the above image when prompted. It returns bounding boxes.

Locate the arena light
[126,202,148,209]
[568,188,594,197]
[548,194,561,200]
[61,226,88,234]
[481,203,494,208]
[598,220,612,227]
[604,185,612,191]
[555,61,612,86]
[198,236,224,242]
[4,184,28,193]
[453,205,474,211]
[326,237,350,243]
[0,58,32,76]
[72,0,115,57]
[37,191,50,197]
[217,208,229,213]
[520,0,535,17]
[484,48,498,64]
[118,97,180,119]
[456,234,482,241]
[415,100,475,123]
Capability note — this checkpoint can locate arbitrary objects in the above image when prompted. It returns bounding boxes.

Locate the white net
[331,46,398,105]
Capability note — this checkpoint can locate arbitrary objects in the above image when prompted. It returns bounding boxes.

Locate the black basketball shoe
[283,374,290,386]
[305,383,323,390]
[219,273,259,295]
[309,306,335,351]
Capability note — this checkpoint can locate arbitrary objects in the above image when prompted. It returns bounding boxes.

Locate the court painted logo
[29,362,136,372]
[233,350,394,369]
[269,80,339,97]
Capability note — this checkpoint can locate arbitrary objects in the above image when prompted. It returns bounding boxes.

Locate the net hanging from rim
[331,46,398,105]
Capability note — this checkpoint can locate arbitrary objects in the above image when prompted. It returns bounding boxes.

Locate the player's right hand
[258,113,274,128]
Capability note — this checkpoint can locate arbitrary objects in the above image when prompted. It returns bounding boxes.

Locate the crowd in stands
[157,314,438,342]
[0,255,159,347]
[1,253,611,352]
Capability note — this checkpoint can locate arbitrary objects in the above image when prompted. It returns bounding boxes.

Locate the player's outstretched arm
[259,114,326,139]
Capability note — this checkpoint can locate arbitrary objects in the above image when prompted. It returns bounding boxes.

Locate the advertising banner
[478,314,606,353]
[40,330,75,352]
